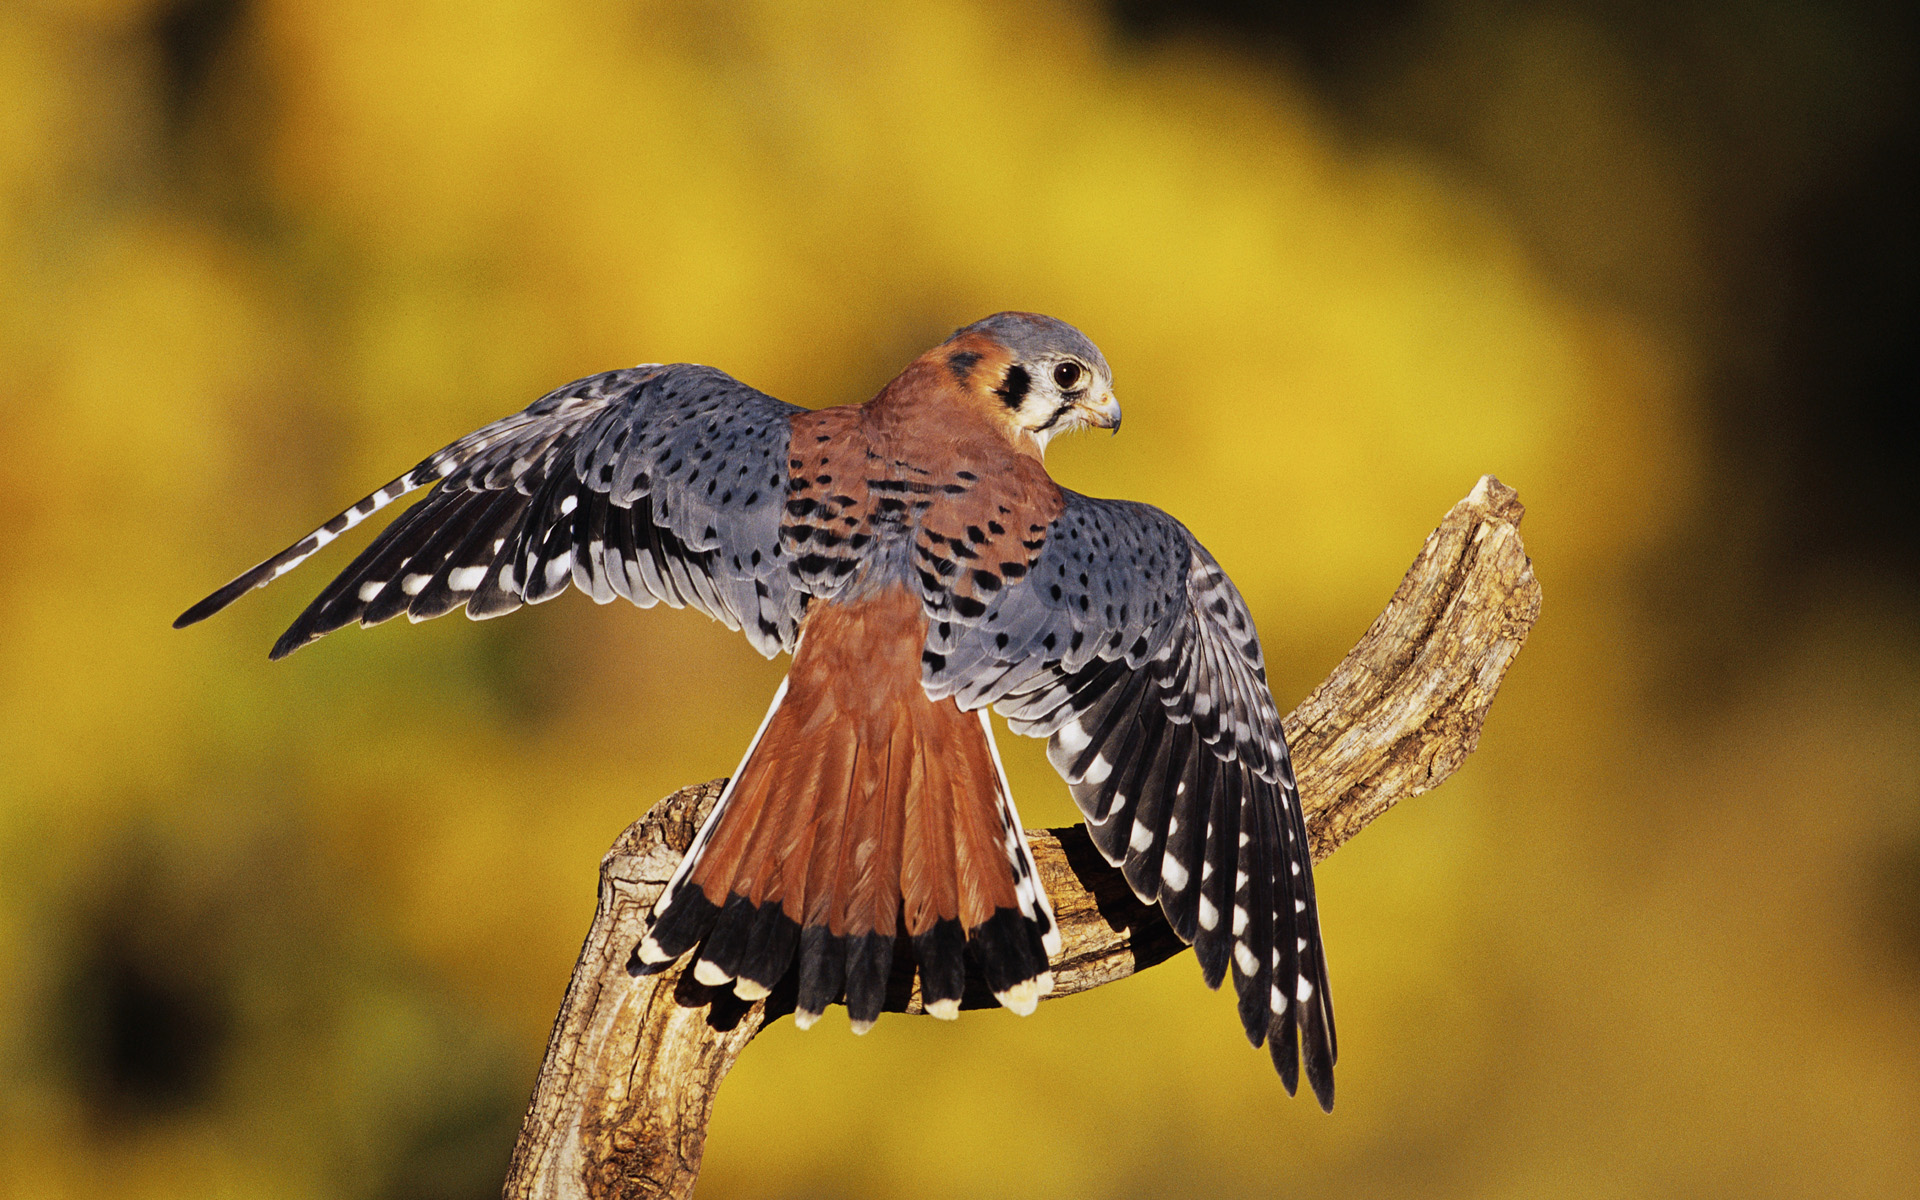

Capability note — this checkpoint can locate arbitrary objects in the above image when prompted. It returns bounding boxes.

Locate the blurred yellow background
[3,1,1916,1197]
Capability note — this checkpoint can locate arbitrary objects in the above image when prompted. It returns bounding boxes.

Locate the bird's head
[934,312,1121,456]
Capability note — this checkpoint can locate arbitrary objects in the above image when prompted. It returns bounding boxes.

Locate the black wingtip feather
[175,463,445,637]
[175,577,256,629]
[1192,750,1236,991]
[1271,1001,1300,1095]
[1305,1012,1336,1112]
[1230,767,1276,1049]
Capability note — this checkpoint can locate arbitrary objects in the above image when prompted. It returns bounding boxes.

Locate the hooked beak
[1077,391,1122,433]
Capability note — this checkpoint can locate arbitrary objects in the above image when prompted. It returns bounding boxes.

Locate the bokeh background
[3,1,1916,1196]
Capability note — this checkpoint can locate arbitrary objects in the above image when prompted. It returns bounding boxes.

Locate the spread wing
[920,491,1336,1108]
[176,364,809,659]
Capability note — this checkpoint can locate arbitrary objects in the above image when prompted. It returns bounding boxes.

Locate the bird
[175,312,1337,1108]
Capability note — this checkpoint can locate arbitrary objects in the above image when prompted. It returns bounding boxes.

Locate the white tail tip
[995,974,1053,1017]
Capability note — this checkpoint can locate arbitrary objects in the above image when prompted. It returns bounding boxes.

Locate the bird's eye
[1052,361,1083,390]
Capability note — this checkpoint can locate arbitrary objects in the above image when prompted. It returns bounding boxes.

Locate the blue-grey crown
[950,312,1109,380]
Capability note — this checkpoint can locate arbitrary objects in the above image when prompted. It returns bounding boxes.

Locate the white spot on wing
[1082,753,1113,785]
[1128,820,1152,853]
[1296,975,1314,1003]
[448,566,485,592]
[1161,856,1189,892]
[358,580,385,602]
[1198,895,1219,930]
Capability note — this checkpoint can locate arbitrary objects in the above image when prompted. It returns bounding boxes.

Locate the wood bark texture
[502,475,1541,1200]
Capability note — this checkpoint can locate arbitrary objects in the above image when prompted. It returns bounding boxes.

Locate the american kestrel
[177,313,1337,1107]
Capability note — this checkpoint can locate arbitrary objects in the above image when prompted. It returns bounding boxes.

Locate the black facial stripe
[947,350,982,383]
[1033,401,1074,433]
[995,364,1031,409]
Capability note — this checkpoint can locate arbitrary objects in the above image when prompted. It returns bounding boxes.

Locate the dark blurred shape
[152,0,249,125]
[1761,118,1919,581]
[1110,0,1422,80]
[57,911,232,1120]
[379,1081,528,1200]
[43,827,526,1197]
[1871,827,1920,976]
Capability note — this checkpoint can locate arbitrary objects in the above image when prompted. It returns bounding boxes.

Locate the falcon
[176,313,1337,1107]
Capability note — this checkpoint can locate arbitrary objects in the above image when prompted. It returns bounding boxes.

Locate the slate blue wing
[175,364,810,660]
[920,491,1336,1109]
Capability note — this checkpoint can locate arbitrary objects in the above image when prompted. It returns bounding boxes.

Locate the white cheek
[1024,395,1077,453]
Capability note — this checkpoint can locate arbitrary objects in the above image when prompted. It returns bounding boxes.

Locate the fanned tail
[637,587,1057,1031]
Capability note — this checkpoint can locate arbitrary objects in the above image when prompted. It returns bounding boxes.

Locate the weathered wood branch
[502,475,1540,1200]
